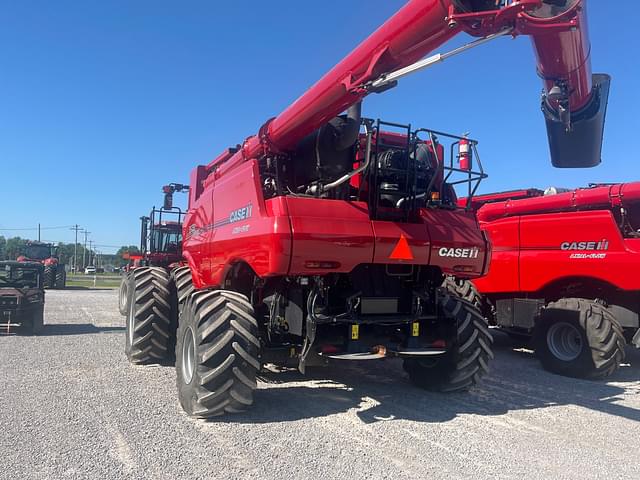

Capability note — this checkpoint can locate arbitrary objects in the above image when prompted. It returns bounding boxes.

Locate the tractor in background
[17,241,66,289]
[118,184,189,318]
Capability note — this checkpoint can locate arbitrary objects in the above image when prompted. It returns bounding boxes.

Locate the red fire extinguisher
[458,136,472,171]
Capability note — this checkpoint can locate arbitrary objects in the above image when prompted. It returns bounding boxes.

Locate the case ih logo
[229,203,253,224]
[560,240,609,251]
[438,247,480,259]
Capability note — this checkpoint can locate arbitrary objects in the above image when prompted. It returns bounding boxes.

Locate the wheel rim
[127,295,135,346]
[547,321,583,362]
[119,283,127,309]
[181,327,196,384]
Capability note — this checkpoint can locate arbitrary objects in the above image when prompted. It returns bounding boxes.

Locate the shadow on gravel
[38,324,124,336]
[59,286,116,291]
[207,332,640,426]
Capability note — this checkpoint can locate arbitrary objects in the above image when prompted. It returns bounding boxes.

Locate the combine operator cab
[17,241,66,289]
[139,209,184,267]
[138,183,189,268]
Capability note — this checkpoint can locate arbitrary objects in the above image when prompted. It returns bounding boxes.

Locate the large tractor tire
[172,266,195,306]
[43,266,55,289]
[404,289,493,392]
[176,289,260,417]
[442,276,482,309]
[30,305,44,335]
[125,267,172,364]
[118,273,131,316]
[534,298,625,379]
[55,265,67,289]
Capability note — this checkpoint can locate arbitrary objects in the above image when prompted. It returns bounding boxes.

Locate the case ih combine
[464,183,639,379]
[17,241,66,289]
[123,0,609,417]
[118,183,189,317]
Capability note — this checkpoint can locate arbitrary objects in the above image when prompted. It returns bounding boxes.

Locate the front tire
[125,267,172,364]
[404,288,493,392]
[176,290,260,417]
[534,298,625,379]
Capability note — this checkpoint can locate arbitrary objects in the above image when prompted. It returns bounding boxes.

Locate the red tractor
[124,0,609,417]
[463,183,639,379]
[118,184,188,317]
[17,241,66,289]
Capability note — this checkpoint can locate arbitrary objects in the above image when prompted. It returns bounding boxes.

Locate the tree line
[0,236,140,268]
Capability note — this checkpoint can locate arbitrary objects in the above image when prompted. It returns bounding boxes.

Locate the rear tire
[125,267,172,364]
[404,289,493,392]
[173,266,194,306]
[176,290,260,417]
[118,273,131,316]
[30,305,44,334]
[442,276,482,309]
[534,298,625,379]
[43,266,54,289]
[55,266,66,289]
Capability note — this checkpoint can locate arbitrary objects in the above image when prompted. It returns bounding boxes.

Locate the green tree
[0,236,6,260]
[5,237,28,260]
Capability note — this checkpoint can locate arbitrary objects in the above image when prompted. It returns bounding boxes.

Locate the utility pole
[89,240,94,266]
[70,225,81,273]
[38,223,41,242]
[82,230,91,269]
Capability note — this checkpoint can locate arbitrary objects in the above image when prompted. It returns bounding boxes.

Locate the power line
[0,225,74,231]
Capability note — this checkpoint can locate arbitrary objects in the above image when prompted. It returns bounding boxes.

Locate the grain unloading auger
[208,0,608,175]
[123,1,609,418]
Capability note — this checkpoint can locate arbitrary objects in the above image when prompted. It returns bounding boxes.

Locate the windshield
[151,226,182,253]
[0,265,41,288]
[24,244,52,260]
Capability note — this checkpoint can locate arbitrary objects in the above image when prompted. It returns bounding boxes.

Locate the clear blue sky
[1,1,637,253]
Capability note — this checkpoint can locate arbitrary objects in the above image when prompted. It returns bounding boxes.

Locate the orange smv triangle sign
[389,234,414,260]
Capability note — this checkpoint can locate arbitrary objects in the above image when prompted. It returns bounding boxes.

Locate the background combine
[118,184,189,360]
[121,0,609,417]
[462,182,640,379]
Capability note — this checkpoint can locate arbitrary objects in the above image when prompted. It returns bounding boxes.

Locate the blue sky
[1,1,637,253]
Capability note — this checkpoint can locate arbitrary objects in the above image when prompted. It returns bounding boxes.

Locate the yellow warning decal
[411,322,420,337]
[351,324,359,340]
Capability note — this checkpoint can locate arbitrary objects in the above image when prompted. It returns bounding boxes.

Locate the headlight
[0,297,17,306]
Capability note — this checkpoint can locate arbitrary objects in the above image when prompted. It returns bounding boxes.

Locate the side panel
[474,216,520,293]
[184,161,292,288]
[208,161,291,285]
[518,210,638,292]
[423,209,488,278]
[286,198,374,275]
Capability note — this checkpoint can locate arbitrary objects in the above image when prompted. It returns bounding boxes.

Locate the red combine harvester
[124,0,609,417]
[118,184,188,320]
[17,241,66,289]
[464,183,640,379]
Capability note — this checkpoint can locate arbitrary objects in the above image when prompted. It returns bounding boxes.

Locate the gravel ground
[2,289,640,480]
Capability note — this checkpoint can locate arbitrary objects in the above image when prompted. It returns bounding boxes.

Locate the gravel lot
[2,289,640,480]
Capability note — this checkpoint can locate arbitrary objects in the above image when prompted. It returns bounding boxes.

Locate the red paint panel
[421,209,487,277]
[372,221,429,265]
[474,217,520,294]
[286,198,374,275]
